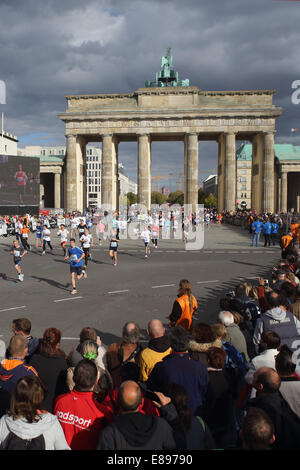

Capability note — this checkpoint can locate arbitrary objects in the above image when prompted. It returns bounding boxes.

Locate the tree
[151,191,167,205]
[167,190,184,206]
[127,192,138,206]
[198,187,206,204]
[204,193,217,208]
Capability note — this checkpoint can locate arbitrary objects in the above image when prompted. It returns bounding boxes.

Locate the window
[242,184,246,190]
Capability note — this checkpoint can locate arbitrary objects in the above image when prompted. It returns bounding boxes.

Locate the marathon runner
[57,224,69,257]
[35,220,43,249]
[141,226,151,258]
[109,230,120,267]
[64,238,87,295]
[42,225,53,255]
[10,240,27,282]
[151,221,159,249]
[80,228,93,266]
[20,224,31,251]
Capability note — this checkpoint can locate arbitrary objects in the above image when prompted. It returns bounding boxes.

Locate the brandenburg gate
[59,50,283,213]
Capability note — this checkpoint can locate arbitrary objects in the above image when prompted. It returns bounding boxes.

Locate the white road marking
[151,284,175,289]
[62,337,80,340]
[54,296,83,302]
[196,280,220,284]
[0,305,26,313]
[108,289,129,294]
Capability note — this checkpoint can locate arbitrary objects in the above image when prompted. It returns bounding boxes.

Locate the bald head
[253,367,281,394]
[118,380,142,413]
[147,319,165,339]
[122,322,140,344]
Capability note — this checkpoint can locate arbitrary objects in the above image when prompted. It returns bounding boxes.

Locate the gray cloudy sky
[1,0,300,187]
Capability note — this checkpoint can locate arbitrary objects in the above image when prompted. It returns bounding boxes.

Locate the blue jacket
[146,352,209,414]
[272,223,279,234]
[251,221,264,234]
[264,222,272,235]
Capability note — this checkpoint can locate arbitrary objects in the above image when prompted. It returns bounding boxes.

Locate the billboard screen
[0,155,40,207]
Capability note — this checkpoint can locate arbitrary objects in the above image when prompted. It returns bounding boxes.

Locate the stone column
[101,134,118,210]
[185,133,199,212]
[277,176,282,213]
[64,134,78,211]
[217,133,225,211]
[224,132,236,211]
[54,172,61,209]
[138,133,151,210]
[281,171,288,212]
[184,134,188,206]
[263,132,275,213]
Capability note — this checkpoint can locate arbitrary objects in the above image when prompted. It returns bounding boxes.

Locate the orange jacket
[290,223,300,238]
[281,234,293,249]
[175,294,197,331]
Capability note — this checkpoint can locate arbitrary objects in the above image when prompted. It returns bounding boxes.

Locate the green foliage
[151,191,168,205]
[204,193,217,208]
[127,192,138,206]
[167,190,184,206]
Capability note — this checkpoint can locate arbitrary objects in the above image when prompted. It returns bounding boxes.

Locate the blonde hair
[178,279,194,312]
[211,323,227,340]
[80,340,98,360]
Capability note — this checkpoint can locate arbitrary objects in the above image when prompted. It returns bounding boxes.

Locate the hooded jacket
[139,336,172,382]
[253,307,300,353]
[97,403,186,450]
[0,359,38,394]
[0,412,70,450]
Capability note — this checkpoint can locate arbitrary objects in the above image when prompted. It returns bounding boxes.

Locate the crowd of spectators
[0,252,300,451]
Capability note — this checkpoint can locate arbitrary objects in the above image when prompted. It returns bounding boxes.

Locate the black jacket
[29,352,68,412]
[247,391,300,450]
[97,403,186,450]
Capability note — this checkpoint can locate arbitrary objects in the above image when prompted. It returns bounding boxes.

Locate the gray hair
[122,322,140,344]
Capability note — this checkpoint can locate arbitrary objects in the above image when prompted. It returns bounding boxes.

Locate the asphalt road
[0,223,280,353]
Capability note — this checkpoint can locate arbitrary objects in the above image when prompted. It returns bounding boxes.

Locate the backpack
[1,431,45,450]
[110,344,142,382]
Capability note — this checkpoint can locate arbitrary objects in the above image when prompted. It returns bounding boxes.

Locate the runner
[151,220,159,249]
[77,220,87,246]
[70,216,78,238]
[57,224,69,257]
[141,226,151,258]
[109,230,120,267]
[97,219,105,246]
[35,220,43,249]
[205,212,211,228]
[42,224,53,255]
[20,223,31,251]
[10,239,27,282]
[80,228,93,266]
[14,164,28,204]
[64,238,87,295]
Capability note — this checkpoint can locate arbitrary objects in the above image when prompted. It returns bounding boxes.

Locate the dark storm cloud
[1,0,300,183]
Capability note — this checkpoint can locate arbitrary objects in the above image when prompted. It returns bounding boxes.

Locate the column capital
[101,133,113,139]
[65,133,76,139]
[185,131,198,137]
[224,131,237,136]
[263,130,276,135]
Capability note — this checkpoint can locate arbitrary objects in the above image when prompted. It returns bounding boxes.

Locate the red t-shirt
[54,390,112,450]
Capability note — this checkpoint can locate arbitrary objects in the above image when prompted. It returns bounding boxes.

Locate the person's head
[80,340,98,361]
[147,319,165,339]
[13,240,19,247]
[84,228,89,235]
[241,407,275,450]
[235,283,247,300]
[79,327,97,344]
[164,383,192,430]
[260,331,280,351]
[206,347,226,370]
[43,224,47,229]
[73,359,98,392]
[280,282,297,303]
[8,375,44,423]
[117,380,142,413]
[211,323,227,341]
[192,323,214,344]
[60,224,65,230]
[252,367,281,394]
[266,291,282,308]
[275,344,296,377]
[177,279,192,297]
[276,270,287,282]
[8,335,28,359]
[12,318,31,337]
[231,311,244,326]
[218,311,234,327]
[168,326,190,353]
[122,322,140,345]
[70,238,76,247]
[39,328,62,356]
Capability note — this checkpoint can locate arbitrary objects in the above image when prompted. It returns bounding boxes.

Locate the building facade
[203,174,218,198]
[0,131,18,156]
